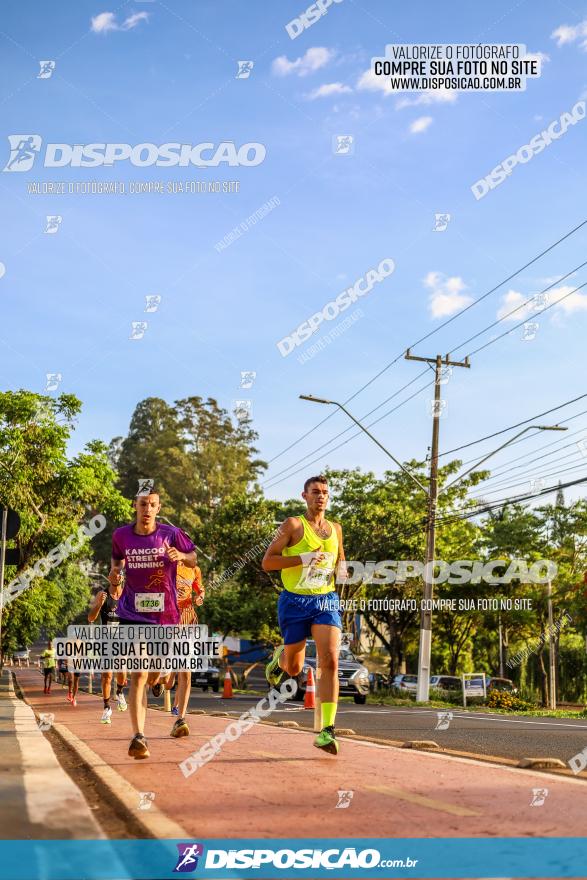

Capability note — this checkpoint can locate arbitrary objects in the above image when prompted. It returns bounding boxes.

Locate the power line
[261,369,430,488]
[448,259,587,358]
[421,475,587,534]
[467,459,587,498]
[454,411,587,470]
[265,378,587,494]
[266,220,587,469]
[439,392,587,458]
[263,376,433,490]
[438,476,587,525]
[472,443,585,486]
[265,268,587,490]
[465,278,587,359]
[351,474,587,549]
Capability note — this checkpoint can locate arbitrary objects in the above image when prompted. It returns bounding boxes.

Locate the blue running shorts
[278,590,342,645]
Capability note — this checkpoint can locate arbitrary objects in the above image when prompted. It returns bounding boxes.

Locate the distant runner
[67,671,81,706]
[108,488,196,759]
[57,657,68,687]
[41,641,56,694]
[168,563,205,732]
[262,475,346,755]
[87,584,127,724]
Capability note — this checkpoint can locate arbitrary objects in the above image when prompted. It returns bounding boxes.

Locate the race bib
[300,552,335,589]
[134,592,165,613]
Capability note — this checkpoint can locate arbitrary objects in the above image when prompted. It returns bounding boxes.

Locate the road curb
[275,722,587,780]
[402,740,440,750]
[50,721,191,840]
[518,757,567,769]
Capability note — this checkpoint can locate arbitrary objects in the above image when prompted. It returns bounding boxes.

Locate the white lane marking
[203,700,587,730]
[380,708,587,731]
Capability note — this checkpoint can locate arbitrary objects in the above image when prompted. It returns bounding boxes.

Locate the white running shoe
[117,693,127,712]
[100,707,112,724]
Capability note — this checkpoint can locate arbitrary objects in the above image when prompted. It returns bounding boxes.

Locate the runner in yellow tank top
[262,475,347,755]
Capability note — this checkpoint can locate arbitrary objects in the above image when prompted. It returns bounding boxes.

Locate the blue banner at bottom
[0,838,585,879]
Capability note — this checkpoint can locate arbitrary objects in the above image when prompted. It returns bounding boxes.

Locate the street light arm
[299,395,429,494]
[438,424,568,496]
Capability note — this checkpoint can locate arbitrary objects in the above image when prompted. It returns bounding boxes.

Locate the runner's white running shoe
[117,693,127,712]
[101,707,112,724]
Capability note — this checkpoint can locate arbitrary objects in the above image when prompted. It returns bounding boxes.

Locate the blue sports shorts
[278,590,342,645]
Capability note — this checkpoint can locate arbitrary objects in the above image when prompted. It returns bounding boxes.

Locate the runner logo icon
[4,135,42,172]
[174,843,204,873]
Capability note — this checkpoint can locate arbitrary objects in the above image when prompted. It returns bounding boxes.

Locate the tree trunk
[363,614,394,676]
[536,644,548,708]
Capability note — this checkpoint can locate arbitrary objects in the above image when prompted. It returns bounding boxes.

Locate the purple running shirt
[112,522,196,624]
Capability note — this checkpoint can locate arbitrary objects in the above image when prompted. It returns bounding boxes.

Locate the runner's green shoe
[314,725,339,755]
[265,644,285,687]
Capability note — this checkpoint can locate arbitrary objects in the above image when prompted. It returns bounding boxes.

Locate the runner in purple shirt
[108,488,197,760]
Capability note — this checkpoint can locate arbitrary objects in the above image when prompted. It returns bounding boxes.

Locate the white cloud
[357,71,458,110]
[522,50,550,68]
[356,67,395,96]
[396,88,457,109]
[272,47,335,77]
[496,289,536,322]
[409,115,433,134]
[496,285,587,321]
[91,12,117,33]
[91,10,149,33]
[424,271,473,318]
[551,20,587,50]
[306,82,353,100]
[122,12,149,29]
[549,285,587,313]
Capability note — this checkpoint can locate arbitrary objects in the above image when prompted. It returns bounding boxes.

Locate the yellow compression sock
[321,701,337,728]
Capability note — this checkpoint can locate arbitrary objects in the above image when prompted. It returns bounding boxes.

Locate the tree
[481,499,587,704]
[199,582,279,643]
[111,396,267,538]
[326,461,487,676]
[194,493,282,645]
[0,390,130,658]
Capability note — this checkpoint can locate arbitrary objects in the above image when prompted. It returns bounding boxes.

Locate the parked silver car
[294,640,370,704]
[391,673,418,693]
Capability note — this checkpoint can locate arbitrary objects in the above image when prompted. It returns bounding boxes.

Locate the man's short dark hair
[303,475,328,493]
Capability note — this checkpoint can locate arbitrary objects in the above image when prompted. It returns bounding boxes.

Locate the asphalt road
[25,662,587,768]
[171,686,587,767]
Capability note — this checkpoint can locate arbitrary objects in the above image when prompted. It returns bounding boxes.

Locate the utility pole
[405,351,470,702]
[498,614,505,677]
[300,388,563,706]
[547,579,556,709]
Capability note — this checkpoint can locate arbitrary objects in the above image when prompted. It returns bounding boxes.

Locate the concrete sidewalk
[13,667,587,842]
[0,669,103,839]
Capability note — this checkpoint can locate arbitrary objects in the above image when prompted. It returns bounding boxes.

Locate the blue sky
[1,0,586,504]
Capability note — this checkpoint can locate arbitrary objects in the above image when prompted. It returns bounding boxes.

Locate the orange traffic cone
[223,667,233,699]
[304,667,316,709]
